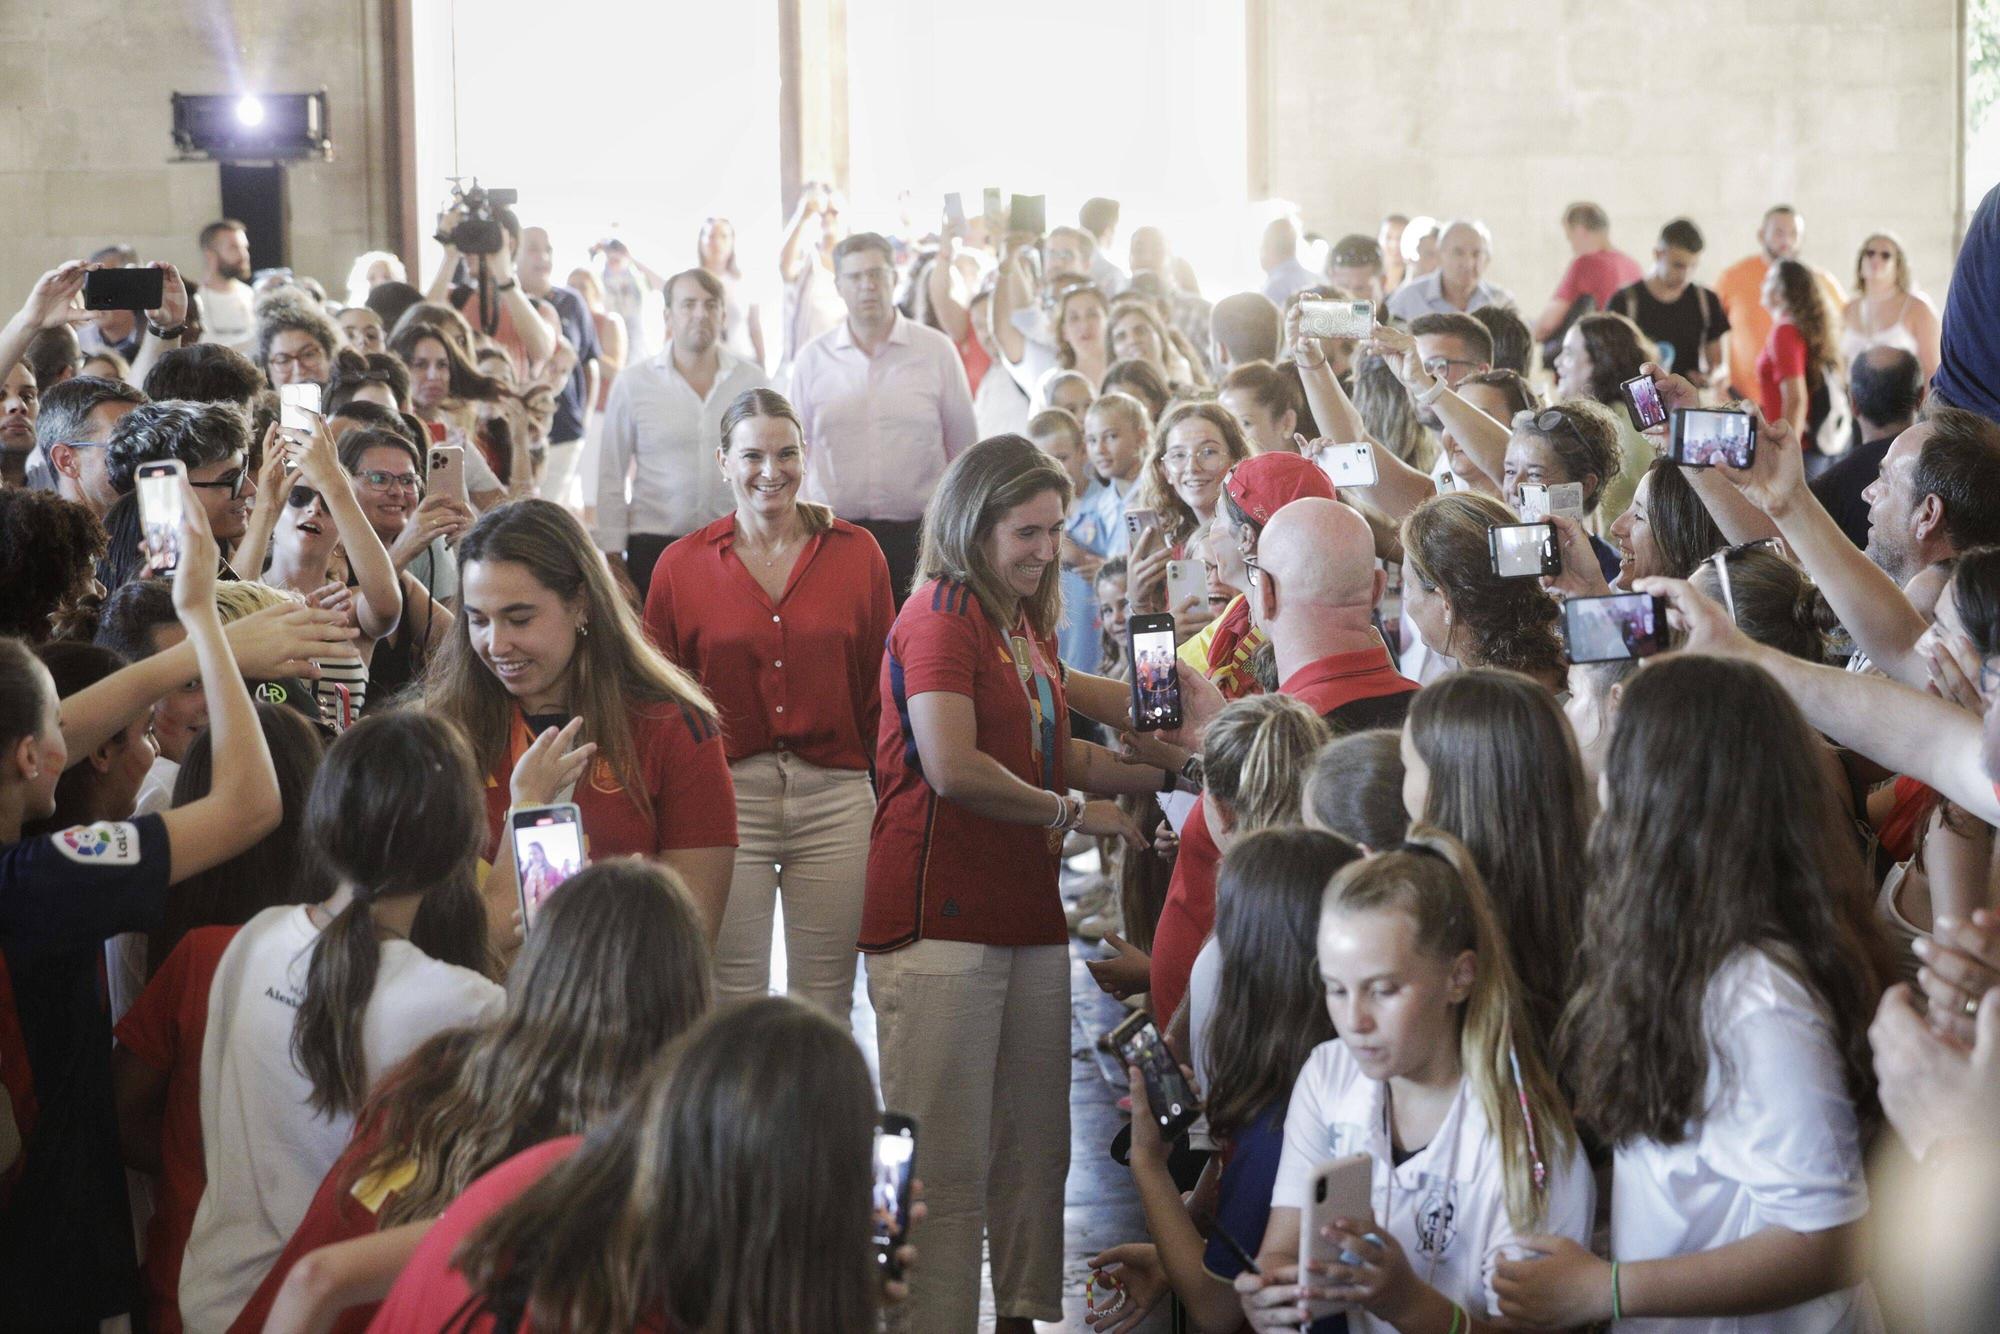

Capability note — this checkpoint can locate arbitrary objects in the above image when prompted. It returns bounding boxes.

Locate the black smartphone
[1126,613,1182,732]
[1563,592,1670,664]
[1008,192,1047,237]
[1489,522,1560,579]
[1112,1013,1201,1141]
[1620,374,1668,431]
[872,1113,918,1279]
[1669,407,1756,469]
[83,266,164,312]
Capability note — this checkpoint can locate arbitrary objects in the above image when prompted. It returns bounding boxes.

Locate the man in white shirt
[1260,215,1324,307]
[1386,220,1517,320]
[1080,197,1128,296]
[791,232,978,601]
[195,220,258,356]
[597,267,769,602]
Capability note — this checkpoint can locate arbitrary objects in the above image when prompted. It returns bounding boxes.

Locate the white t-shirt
[1611,948,1881,1334]
[1273,1041,1593,1329]
[974,358,1031,439]
[198,279,258,356]
[1187,934,1222,1095]
[178,903,503,1331]
[1005,307,1061,405]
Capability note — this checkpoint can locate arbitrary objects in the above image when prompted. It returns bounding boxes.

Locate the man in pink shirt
[790,232,978,603]
[1531,201,1644,343]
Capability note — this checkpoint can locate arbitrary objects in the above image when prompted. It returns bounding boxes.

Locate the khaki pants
[712,752,873,1022]
[869,939,1070,1329]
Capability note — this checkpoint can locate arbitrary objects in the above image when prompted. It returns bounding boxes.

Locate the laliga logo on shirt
[55,821,142,866]
[60,826,115,858]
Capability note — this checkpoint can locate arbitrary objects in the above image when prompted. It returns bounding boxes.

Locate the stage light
[171,91,330,161]
[235,96,265,127]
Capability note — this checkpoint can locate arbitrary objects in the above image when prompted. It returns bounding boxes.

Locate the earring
[577,622,590,638]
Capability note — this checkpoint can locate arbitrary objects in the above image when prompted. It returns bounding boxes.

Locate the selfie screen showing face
[1120,1021,1196,1124]
[871,1127,915,1249]
[136,467,185,570]
[1492,524,1552,578]
[1675,410,1754,468]
[1565,594,1666,663]
[1624,375,1667,429]
[1131,626,1180,726]
[512,817,584,924]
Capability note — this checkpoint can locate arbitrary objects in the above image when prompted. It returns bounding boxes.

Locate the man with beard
[197,219,258,355]
[596,267,767,602]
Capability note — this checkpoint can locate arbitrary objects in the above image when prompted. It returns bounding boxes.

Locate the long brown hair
[1569,312,1657,407]
[1408,670,1591,1047]
[291,713,492,1118]
[1559,656,1887,1145]
[1401,492,1563,676]
[424,500,717,806]
[1054,284,1110,371]
[350,859,712,1226]
[1324,829,1578,1229]
[1139,401,1253,551]
[455,998,878,1334]
[1640,456,1728,579]
[718,388,832,536]
[914,435,1073,638]
[1205,828,1358,1143]
[1771,259,1839,373]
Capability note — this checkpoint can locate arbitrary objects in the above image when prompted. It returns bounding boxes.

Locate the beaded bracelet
[1612,1259,1624,1321]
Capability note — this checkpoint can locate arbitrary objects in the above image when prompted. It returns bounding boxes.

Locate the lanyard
[1010,624,1058,793]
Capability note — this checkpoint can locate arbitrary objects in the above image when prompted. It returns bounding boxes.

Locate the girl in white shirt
[1240,829,1591,1334]
[178,712,506,1330]
[1492,655,1890,1333]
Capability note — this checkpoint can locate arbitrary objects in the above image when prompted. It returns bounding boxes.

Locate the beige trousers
[869,938,1070,1329]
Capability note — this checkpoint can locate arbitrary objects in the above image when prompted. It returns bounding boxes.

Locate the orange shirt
[1715,255,1846,399]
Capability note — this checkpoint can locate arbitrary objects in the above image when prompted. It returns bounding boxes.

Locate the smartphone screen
[1116,1018,1200,1138]
[279,383,322,433]
[83,267,165,312]
[510,803,585,930]
[1670,408,1756,469]
[1490,523,1558,579]
[1127,614,1182,731]
[1563,592,1670,663]
[872,1114,918,1277]
[982,187,1005,234]
[1620,374,1668,430]
[1316,443,1379,488]
[136,461,186,572]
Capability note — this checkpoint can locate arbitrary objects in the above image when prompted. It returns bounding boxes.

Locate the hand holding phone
[1490,522,1561,579]
[1297,298,1375,341]
[1315,443,1379,489]
[279,382,322,433]
[428,445,468,507]
[1110,1013,1200,1140]
[1620,374,1668,431]
[1669,408,1756,469]
[1518,481,1584,523]
[1164,560,1205,614]
[135,460,188,574]
[1301,1154,1376,1318]
[1563,592,1670,663]
[83,266,166,313]
[509,802,585,931]
[872,1114,919,1279]
[1123,507,1159,542]
[1126,614,1183,732]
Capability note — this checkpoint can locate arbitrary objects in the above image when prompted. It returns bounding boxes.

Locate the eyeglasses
[1422,356,1483,377]
[188,468,250,498]
[267,349,328,371]
[1243,553,1264,587]
[355,469,422,495]
[1863,248,1896,261]
[1163,445,1230,470]
[286,484,323,510]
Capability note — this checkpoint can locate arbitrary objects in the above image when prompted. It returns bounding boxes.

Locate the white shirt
[1274,1041,1594,1329]
[1188,935,1222,1094]
[1611,948,1881,1334]
[792,314,978,523]
[1385,273,1518,321]
[974,359,1031,439]
[1263,256,1326,307]
[1090,251,1130,297]
[594,344,769,551]
[198,279,258,356]
[178,904,503,1331]
[103,756,183,1026]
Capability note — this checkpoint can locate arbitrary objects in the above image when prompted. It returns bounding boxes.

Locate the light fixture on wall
[171,90,331,162]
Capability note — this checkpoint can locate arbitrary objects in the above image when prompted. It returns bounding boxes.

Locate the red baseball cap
[1222,451,1335,525]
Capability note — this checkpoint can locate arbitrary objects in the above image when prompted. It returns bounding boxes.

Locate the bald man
[1250,497,1420,731]
[1386,219,1517,320]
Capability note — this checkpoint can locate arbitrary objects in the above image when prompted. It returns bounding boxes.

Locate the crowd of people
[0,174,1996,1334]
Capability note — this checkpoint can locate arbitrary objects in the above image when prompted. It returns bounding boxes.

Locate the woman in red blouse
[864,435,1159,1332]
[646,387,894,1022]
[423,500,737,949]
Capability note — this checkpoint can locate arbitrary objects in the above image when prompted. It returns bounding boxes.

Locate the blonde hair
[1085,390,1153,442]
[1322,827,1577,1230]
[914,436,1073,638]
[213,580,298,622]
[1202,694,1330,833]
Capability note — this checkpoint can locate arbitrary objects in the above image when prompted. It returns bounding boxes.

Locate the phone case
[1301,1154,1375,1318]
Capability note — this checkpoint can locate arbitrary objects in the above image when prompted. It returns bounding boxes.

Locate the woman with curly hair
[1759,257,1841,445]
[0,488,107,641]
[1400,491,1567,694]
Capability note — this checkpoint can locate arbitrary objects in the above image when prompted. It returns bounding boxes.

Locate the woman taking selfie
[864,435,1154,1332]
[370,996,914,1332]
[426,499,736,947]
[385,322,514,509]
[646,388,894,1020]
[1493,656,1888,1330]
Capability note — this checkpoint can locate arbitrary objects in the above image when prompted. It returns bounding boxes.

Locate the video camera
[440,179,519,256]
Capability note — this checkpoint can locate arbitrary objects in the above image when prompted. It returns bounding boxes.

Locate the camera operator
[423,189,555,378]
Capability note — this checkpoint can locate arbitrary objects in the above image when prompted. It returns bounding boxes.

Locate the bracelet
[146,320,188,340]
[1611,1260,1623,1321]
[495,278,519,292]
[1045,791,1070,829]
[1446,1303,1464,1334]
[1416,376,1449,408]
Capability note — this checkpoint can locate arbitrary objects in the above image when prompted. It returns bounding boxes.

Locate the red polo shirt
[644,516,895,771]
[1148,641,1418,1027]
[863,579,1070,951]
[481,704,738,865]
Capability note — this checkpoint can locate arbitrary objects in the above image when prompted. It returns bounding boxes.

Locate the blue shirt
[1205,1101,1348,1334]
[1074,474,1141,560]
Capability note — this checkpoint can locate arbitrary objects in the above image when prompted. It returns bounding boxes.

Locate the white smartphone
[1518,481,1584,523]
[1301,1153,1375,1319]
[1298,298,1375,341]
[943,192,965,228]
[135,460,187,573]
[1165,559,1205,612]
[1123,506,1159,541]
[427,444,468,507]
[279,382,322,433]
[509,802,585,932]
[1316,443,1379,489]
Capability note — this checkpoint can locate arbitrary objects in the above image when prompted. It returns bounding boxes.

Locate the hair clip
[1508,1043,1548,1192]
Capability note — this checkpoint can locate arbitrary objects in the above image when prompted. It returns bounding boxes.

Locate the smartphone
[1620,373,1668,431]
[1301,1154,1375,1319]
[1518,481,1584,523]
[1112,1014,1200,1141]
[1490,522,1560,579]
[1316,443,1379,489]
[1563,591,1671,663]
[509,802,585,931]
[135,459,187,573]
[871,1113,918,1279]
[279,382,322,433]
[1165,559,1205,613]
[83,266,164,312]
[1126,613,1183,732]
[1297,298,1374,341]
[1669,407,1756,470]
[943,192,965,228]
[1008,192,1047,237]
[982,187,1005,236]
[427,444,468,507]
[1122,506,1159,541]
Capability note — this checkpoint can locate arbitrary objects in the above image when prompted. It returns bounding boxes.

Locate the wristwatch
[495,279,519,292]
[1415,376,1449,408]
[1179,753,1206,791]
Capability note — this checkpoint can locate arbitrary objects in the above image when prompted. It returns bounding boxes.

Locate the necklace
[735,520,805,568]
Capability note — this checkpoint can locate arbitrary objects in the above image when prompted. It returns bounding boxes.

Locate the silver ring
[1967,994,1981,1019]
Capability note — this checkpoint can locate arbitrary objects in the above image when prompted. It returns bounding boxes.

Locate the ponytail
[1202,694,1330,834]
[294,898,383,1117]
